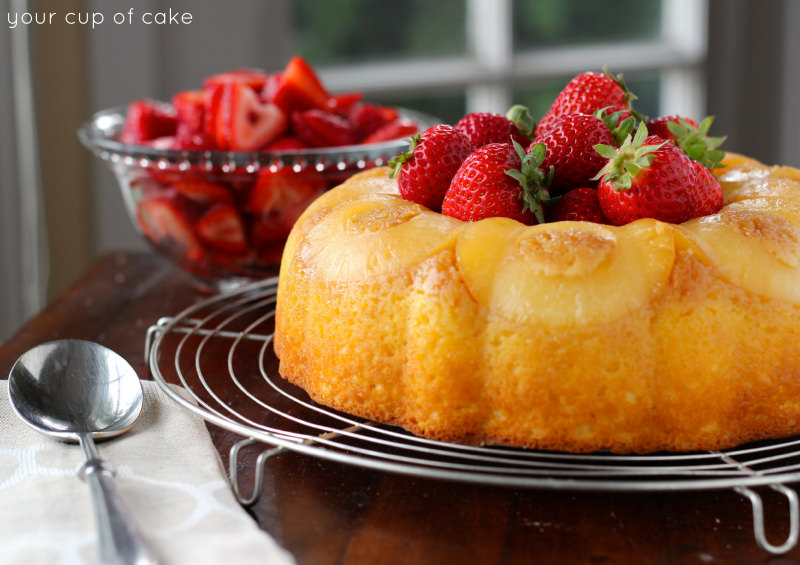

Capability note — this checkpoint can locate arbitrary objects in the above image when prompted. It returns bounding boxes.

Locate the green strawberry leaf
[506,105,536,138]
[668,116,727,170]
[603,66,648,123]
[388,133,421,178]
[592,122,661,192]
[506,140,551,224]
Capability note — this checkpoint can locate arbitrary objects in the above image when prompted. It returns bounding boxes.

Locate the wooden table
[1,251,796,565]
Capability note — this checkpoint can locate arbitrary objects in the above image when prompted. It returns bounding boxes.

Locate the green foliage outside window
[513,0,661,48]
[291,0,466,65]
[289,0,665,121]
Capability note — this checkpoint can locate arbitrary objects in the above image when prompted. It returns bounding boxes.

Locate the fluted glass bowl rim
[78,105,440,175]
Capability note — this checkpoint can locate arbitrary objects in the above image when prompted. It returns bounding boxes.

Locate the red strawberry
[202,68,270,91]
[260,72,283,103]
[646,115,699,142]
[121,100,178,144]
[647,115,726,170]
[248,168,327,219]
[455,105,534,149]
[327,92,364,116]
[195,204,249,255]
[248,169,327,252]
[533,112,629,196]
[137,196,202,260]
[361,119,419,144]
[442,142,550,224]
[689,160,724,217]
[349,103,399,139]
[535,69,640,137]
[595,124,697,225]
[546,187,609,224]
[211,82,287,151]
[264,136,309,152]
[389,124,474,211]
[270,55,331,114]
[203,84,225,142]
[291,109,357,147]
[171,90,216,149]
[170,132,216,150]
[172,90,207,136]
[171,179,234,205]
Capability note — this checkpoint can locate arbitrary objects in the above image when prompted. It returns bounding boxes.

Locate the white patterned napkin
[0,380,295,565]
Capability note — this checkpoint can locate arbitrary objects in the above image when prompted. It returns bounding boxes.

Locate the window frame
[319,0,708,121]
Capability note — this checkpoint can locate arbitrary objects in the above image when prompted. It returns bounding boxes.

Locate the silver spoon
[8,339,159,565]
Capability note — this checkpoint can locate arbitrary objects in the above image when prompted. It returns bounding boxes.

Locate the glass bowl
[79,105,438,291]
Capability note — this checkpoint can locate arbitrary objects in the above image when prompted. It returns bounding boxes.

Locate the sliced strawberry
[291,109,357,147]
[171,178,234,205]
[270,55,331,114]
[260,72,283,102]
[212,82,287,151]
[146,136,179,150]
[202,68,270,91]
[349,103,398,139]
[264,136,309,152]
[248,168,327,229]
[250,220,287,264]
[172,90,207,135]
[172,130,217,150]
[328,92,364,116]
[121,100,178,144]
[361,119,419,144]
[195,204,249,255]
[172,90,217,149]
[137,196,202,260]
[203,84,225,141]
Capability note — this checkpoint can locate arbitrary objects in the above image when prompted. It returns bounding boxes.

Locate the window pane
[291,0,466,66]
[513,72,662,124]
[513,0,663,50]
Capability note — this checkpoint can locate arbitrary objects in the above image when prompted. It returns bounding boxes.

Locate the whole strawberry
[533,110,632,196]
[536,69,640,137]
[546,187,610,224]
[646,115,699,142]
[689,159,724,217]
[389,124,474,211]
[455,105,534,148]
[595,124,697,225]
[647,115,726,170]
[442,141,551,224]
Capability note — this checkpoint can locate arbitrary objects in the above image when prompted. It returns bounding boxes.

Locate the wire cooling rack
[146,277,800,554]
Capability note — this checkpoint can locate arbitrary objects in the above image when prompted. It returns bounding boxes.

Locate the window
[0,0,719,339]
[295,0,707,125]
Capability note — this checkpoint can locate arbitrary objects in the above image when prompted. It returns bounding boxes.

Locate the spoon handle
[79,435,160,565]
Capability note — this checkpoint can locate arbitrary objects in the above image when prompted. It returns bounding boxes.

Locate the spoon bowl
[9,338,143,440]
[8,339,158,565]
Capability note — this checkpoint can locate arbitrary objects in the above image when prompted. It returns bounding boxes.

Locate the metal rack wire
[145,277,800,554]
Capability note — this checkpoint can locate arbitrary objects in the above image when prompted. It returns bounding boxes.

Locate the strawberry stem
[506,105,535,138]
[593,122,663,192]
[603,66,648,123]
[669,116,727,170]
[506,140,552,223]
[388,133,421,178]
[596,107,636,146]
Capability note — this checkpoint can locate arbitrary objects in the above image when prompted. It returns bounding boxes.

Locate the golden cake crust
[274,154,800,453]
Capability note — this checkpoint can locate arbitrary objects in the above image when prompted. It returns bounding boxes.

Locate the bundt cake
[273,154,800,453]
